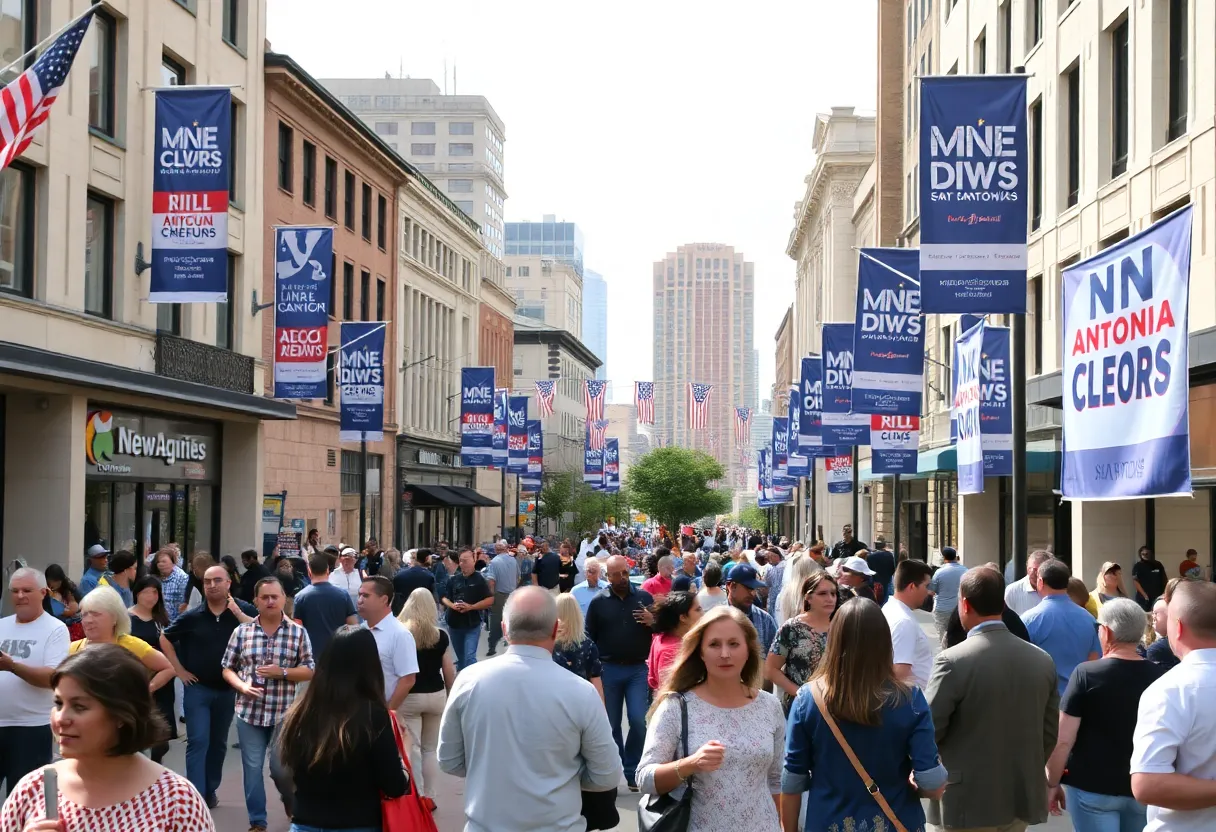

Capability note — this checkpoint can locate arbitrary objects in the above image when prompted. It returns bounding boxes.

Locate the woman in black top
[557,548,579,593]
[398,587,456,810]
[280,625,408,831]
[128,574,175,760]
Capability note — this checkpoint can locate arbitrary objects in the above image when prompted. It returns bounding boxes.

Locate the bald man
[1131,580,1216,830]
[585,555,653,790]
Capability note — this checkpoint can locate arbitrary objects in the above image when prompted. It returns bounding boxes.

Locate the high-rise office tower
[583,269,608,383]
[652,243,755,489]
[504,216,586,339]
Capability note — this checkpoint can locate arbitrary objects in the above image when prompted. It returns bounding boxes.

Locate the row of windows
[401,215,476,293]
[408,121,475,136]
[276,122,389,250]
[408,142,474,157]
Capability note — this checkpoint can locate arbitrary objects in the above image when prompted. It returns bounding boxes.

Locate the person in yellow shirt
[72,587,175,694]
[1088,561,1127,616]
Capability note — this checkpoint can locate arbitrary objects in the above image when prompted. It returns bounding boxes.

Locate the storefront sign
[853,248,923,415]
[86,409,217,482]
[460,367,496,467]
[273,226,333,399]
[339,322,385,442]
[151,88,231,303]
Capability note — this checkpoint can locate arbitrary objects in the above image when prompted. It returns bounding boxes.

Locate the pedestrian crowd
[0,525,1213,832]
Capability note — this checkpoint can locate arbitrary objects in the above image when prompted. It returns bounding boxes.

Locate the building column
[1072,499,1147,589]
[4,393,87,581]
[220,421,265,557]
[958,483,1001,565]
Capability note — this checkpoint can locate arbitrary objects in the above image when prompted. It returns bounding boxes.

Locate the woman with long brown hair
[780,598,946,832]
[636,605,785,831]
[765,571,837,714]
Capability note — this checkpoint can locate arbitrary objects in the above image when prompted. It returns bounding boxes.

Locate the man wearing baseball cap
[79,544,110,596]
[725,563,777,659]
[837,556,878,604]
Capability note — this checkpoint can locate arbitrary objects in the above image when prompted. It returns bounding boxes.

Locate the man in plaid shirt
[222,575,315,832]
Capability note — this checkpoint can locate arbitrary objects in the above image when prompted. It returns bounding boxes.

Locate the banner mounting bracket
[250,290,274,317]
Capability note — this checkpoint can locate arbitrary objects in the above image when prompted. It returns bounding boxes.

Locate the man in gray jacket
[926,566,1059,832]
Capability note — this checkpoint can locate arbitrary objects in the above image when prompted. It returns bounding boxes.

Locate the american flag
[587,419,608,450]
[585,379,607,420]
[0,10,94,172]
[534,380,557,417]
[634,381,654,424]
[687,383,713,430]
[735,406,752,445]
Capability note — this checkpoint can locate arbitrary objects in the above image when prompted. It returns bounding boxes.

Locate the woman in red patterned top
[0,644,214,832]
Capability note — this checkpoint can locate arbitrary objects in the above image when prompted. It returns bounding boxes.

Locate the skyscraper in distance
[583,269,608,384]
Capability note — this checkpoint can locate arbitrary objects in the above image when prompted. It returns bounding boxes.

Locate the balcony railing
[155,332,254,395]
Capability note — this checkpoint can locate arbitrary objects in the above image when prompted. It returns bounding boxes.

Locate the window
[410,143,435,156]
[277,122,293,192]
[447,179,473,193]
[88,10,116,137]
[376,277,385,321]
[156,298,181,334]
[1111,19,1129,177]
[518,266,530,277]
[84,194,113,318]
[0,162,34,297]
[1167,0,1188,142]
[221,0,240,49]
[301,141,316,206]
[1030,98,1043,230]
[340,451,362,495]
[361,183,372,240]
[161,54,186,86]
[324,157,337,218]
[448,143,473,157]
[1029,276,1042,375]
[1065,64,1080,208]
[454,200,473,215]
[376,194,386,249]
[449,122,474,135]
[411,122,435,135]
[342,261,353,319]
[1027,0,1042,50]
[343,171,355,230]
[374,122,398,136]
[360,270,370,320]
[0,0,36,86]
[975,29,986,73]
[216,254,235,350]
[1000,1,1012,73]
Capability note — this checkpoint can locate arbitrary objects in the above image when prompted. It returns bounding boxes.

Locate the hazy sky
[267,0,877,403]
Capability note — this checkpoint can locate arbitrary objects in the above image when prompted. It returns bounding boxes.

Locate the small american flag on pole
[634,381,654,424]
[534,380,556,417]
[687,383,713,430]
[587,419,609,450]
[0,9,95,173]
[734,406,752,445]
[585,379,607,421]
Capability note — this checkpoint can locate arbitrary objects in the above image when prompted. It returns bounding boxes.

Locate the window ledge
[1097,170,1130,198]
[1058,0,1081,26]
[1151,132,1190,166]
[0,291,152,339]
[222,37,246,59]
[277,186,293,199]
[88,127,124,151]
[1024,40,1043,65]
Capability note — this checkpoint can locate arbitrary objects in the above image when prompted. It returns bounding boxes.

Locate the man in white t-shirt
[329,547,364,607]
[0,567,70,791]
[883,559,935,689]
[357,576,419,713]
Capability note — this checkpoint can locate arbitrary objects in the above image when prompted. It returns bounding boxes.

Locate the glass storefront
[83,407,219,559]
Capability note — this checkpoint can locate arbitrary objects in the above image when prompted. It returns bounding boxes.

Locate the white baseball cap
[841,556,875,576]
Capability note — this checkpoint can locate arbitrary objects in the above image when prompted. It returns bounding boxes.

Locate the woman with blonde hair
[781,598,946,832]
[776,552,824,627]
[397,587,455,810]
[71,588,175,694]
[552,592,605,701]
[636,606,785,831]
[1090,561,1126,612]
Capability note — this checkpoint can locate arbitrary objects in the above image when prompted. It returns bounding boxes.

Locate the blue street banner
[980,326,1012,476]
[772,416,795,487]
[583,431,603,485]
[853,249,924,415]
[954,321,985,494]
[757,448,771,506]
[821,323,871,446]
[1062,206,1193,499]
[787,386,810,477]
[527,419,543,475]
[871,415,920,475]
[604,438,621,492]
[520,476,542,494]
[459,367,496,467]
[798,357,835,458]
[507,396,529,475]
[491,389,509,468]
[919,76,1028,313]
[151,88,231,302]
[826,454,853,494]
[950,317,992,445]
[272,227,332,399]
[338,322,385,442]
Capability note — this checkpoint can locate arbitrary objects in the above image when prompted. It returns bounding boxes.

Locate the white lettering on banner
[464,385,493,403]
[860,288,922,340]
[825,350,853,387]
[929,125,1019,198]
[339,350,384,384]
[115,427,208,466]
[159,125,223,169]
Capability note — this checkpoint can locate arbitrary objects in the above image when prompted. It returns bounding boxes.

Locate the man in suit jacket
[926,566,1059,832]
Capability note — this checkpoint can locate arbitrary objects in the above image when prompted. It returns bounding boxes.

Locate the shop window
[341,450,362,494]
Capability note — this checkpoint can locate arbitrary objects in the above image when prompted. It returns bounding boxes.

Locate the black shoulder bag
[636,693,693,832]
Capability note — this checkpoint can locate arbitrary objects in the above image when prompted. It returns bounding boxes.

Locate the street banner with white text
[772,416,795,487]
[272,226,332,399]
[459,367,496,467]
[853,248,924,415]
[821,323,870,446]
[953,321,985,494]
[980,326,1013,476]
[491,388,509,468]
[583,427,603,485]
[527,419,543,475]
[604,438,621,492]
[1062,206,1193,499]
[826,454,853,494]
[787,386,810,477]
[338,322,385,442]
[798,356,835,458]
[507,396,529,475]
[919,76,1028,313]
[870,415,920,475]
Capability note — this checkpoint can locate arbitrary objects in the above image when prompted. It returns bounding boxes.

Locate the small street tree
[626,446,729,533]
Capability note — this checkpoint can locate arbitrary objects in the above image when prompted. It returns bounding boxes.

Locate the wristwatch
[281,667,287,680]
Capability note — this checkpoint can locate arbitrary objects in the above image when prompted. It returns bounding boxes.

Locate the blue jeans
[182,685,236,801]
[449,625,480,670]
[601,661,648,785]
[235,717,294,827]
[1064,786,1147,832]
[290,826,381,832]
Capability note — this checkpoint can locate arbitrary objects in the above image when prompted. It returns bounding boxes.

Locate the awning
[446,486,501,507]
[860,440,1061,481]
[401,484,476,507]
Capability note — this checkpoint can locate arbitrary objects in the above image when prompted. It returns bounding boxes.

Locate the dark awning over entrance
[446,486,501,507]
[402,484,476,507]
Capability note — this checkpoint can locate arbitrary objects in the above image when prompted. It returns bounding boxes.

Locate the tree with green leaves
[735,503,767,530]
[626,447,730,533]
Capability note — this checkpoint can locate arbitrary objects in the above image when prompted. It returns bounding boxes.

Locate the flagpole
[0,3,100,79]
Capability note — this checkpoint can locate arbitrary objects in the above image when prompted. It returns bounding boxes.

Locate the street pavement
[172,607,1072,832]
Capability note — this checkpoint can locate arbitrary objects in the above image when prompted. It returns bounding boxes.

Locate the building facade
[652,243,756,491]
[505,255,583,337]
[505,216,584,275]
[476,267,516,542]
[604,402,639,481]
[0,0,292,581]
[583,269,608,383]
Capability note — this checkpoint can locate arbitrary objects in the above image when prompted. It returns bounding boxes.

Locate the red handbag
[382,711,439,832]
